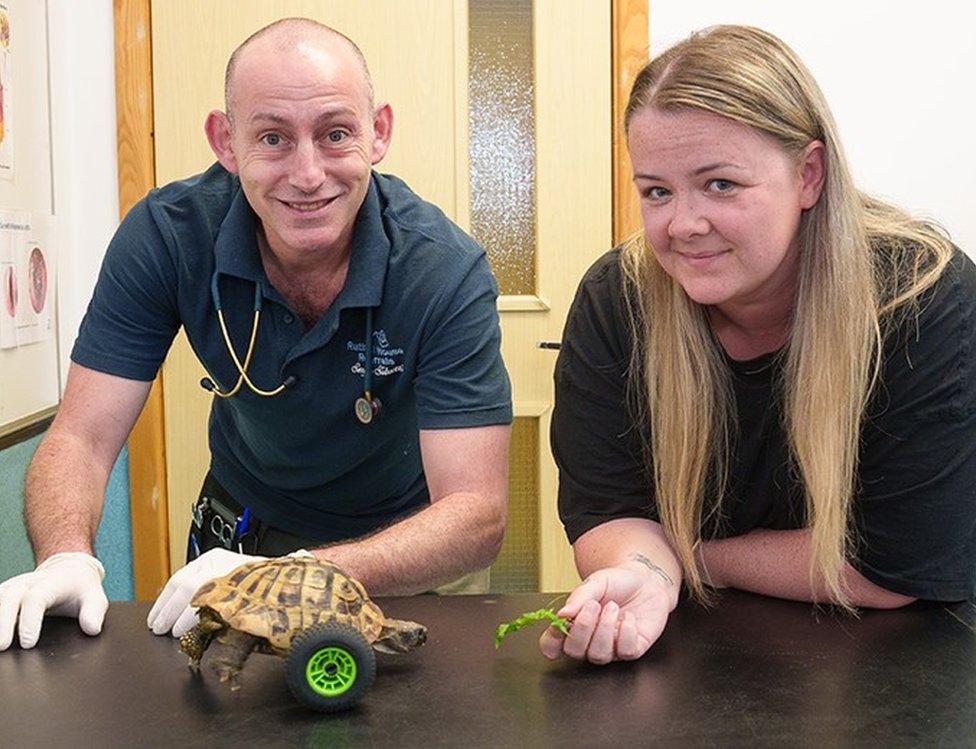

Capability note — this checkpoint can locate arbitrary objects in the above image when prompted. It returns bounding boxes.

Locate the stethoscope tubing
[205,274,289,397]
[202,271,380,422]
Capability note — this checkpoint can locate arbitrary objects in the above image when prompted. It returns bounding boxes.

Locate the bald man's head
[224,18,374,120]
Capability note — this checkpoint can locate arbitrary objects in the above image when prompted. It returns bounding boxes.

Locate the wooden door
[150,0,612,590]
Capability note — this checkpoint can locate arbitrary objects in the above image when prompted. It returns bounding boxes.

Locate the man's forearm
[25,429,110,562]
[310,490,505,596]
[698,528,916,609]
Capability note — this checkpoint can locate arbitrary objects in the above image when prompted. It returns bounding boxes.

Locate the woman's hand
[538,564,673,664]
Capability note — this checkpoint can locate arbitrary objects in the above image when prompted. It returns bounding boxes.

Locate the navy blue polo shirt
[72,163,512,540]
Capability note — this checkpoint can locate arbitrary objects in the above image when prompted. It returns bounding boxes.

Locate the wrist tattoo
[628,553,675,587]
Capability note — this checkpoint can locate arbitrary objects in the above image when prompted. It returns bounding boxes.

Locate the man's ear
[370,103,394,165]
[798,140,826,210]
[205,110,239,174]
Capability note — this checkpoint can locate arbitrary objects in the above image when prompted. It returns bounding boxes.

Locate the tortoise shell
[190,556,386,652]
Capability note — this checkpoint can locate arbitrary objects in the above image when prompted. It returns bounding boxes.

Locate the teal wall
[0,433,134,600]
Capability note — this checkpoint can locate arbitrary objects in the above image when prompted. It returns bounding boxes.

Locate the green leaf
[493,605,571,648]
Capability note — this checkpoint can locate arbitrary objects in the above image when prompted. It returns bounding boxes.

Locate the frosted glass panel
[490,418,539,593]
[468,0,536,295]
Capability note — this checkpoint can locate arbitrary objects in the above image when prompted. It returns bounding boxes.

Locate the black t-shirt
[552,247,976,602]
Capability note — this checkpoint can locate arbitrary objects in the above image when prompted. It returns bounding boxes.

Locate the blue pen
[236,507,251,537]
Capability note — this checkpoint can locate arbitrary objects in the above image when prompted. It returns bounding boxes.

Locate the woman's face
[627,107,823,319]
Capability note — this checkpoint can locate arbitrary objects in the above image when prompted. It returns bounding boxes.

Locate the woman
[541,25,975,664]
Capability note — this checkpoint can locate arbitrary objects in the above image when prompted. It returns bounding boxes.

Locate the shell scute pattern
[191,557,386,651]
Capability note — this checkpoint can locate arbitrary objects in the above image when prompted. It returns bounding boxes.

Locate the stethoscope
[199,272,382,424]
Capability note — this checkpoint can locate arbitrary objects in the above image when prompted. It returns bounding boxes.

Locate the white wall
[48,0,119,388]
[649,2,976,256]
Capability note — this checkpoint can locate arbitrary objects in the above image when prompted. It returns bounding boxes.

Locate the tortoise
[178,555,427,712]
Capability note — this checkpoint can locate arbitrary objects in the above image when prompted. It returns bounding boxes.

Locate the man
[0,18,511,651]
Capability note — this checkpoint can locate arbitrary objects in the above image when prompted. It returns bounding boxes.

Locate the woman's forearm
[698,528,916,608]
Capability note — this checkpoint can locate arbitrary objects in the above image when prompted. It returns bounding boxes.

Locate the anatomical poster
[0,207,28,348]
[0,3,11,179]
[15,212,53,344]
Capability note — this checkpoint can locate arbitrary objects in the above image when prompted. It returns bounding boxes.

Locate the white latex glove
[147,548,266,638]
[0,552,108,651]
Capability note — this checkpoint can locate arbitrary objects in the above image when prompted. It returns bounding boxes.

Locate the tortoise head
[374,619,428,654]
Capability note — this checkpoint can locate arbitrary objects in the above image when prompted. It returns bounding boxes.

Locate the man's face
[216,39,390,262]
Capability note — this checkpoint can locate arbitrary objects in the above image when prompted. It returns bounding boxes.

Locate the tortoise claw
[215,663,242,691]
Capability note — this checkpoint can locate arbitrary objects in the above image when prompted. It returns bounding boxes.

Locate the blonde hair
[620,25,952,608]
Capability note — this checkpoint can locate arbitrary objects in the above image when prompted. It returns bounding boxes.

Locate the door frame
[114,0,169,600]
[114,0,648,597]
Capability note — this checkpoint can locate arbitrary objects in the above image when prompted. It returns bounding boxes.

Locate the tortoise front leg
[209,629,261,691]
[179,617,225,671]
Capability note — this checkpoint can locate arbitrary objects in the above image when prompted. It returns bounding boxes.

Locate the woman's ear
[799,140,826,210]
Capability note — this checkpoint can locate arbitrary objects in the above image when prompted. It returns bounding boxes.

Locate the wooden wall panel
[612,0,648,245]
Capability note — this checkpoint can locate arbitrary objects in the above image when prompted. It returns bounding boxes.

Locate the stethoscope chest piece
[355,394,382,424]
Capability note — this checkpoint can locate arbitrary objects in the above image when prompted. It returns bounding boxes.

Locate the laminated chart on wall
[0,206,25,348]
[0,2,12,180]
[0,210,54,347]
[0,0,57,437]
[15,212,52,344]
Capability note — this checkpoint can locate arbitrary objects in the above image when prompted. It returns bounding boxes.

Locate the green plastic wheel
[306,645,357,696]
[286,622,376,712]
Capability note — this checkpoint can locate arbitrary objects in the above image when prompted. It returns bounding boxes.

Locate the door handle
[537,341,561,350]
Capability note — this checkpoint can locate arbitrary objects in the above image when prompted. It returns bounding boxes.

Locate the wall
[50,0,121,367]
[0,438,133,600]
[647,2,975,256]
[0,1,132,597]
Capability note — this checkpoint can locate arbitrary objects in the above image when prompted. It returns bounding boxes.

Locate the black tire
[285,622,376,712]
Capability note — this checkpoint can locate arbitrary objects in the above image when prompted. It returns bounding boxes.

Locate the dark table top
[1,591,974,747]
